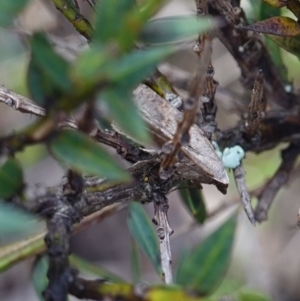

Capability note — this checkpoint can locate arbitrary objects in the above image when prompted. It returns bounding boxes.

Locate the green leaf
[93,0,167,50]
[0,201,38,236]
[32,256,49,301]
[100,88,149,143]
[175,214,237,295]
[28,33,72,106]
[139,16,216,44]
[127,202,162,275]
[69,255,124,283]
[179,181,207,224]
[49,129,129,180]
[109,46,173,89]
[71,45,108,86]
[93,0,135,47]
[0,158,23,198]
[27,57,52,106]
[258,2,281,20]
[265,36,288,81]
[0,0,29,27]
[131,239,141,283]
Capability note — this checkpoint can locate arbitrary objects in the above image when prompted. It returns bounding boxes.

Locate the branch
[208,0,295,109]
[42,198,78,301]
[159,41,211,179]
[152,194,173,284]
[51,0,93,41]
[194,0,218,139]
[0,203,125,273]
[233,163,256,225]
[144,68,183,110]
[0,85,45,116]
[254,143,300,223]
[218,108,300,153]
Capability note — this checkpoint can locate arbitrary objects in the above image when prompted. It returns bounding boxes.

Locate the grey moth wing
[133,85,229,191]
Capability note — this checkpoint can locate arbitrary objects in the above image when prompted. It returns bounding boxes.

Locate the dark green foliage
[49,129,129,180]
[0,158,23,198]
[128,202,162,275]
[0,201,38,236]
[140,16,215,44]
[176,215,237,295]
[179,181,207,224]
[27,33,72,107]
[32,256,49,301]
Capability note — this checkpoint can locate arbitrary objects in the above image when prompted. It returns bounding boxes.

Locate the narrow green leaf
[100,88,149,143]
[28,33,72,106]
[175,214,237,295]
[265,36,288,81]
[93,0,135,45]
[179,181,207,224]
[27,57,52,106]
[140,16,216,44]
[131,239,141,283]
[127,202,162,275]
[93,0,167,50]
[109,47,173,89]
[49,129,129,180]
[0,0,29,27]
[32,255,49,301]
[259,2,281,20]
[0,158,23,198]
[71,45,108,86]
[31,33,72,91]
[69,255,124,283]
[0,201,38,236]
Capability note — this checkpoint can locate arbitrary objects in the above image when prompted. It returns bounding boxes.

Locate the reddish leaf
[244,16,300,37]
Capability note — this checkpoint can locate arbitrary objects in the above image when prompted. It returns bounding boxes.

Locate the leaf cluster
[0,0,286,301]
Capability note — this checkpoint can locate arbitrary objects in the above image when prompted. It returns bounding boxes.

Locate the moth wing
[134,85,229,189]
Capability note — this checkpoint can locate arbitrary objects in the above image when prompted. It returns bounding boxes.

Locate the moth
[133,84,229,194]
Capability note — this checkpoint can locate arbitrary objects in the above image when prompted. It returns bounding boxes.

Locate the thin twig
[51,0,93,40]
[233,163,256,225]
[159,41,211,179]
[254,143,300,223]
[0,85,45,117]
[152,195,173,284]
[194,0,218,138]
[209,0,295,108]
[0,203,125,273]
[144,68,183,110]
